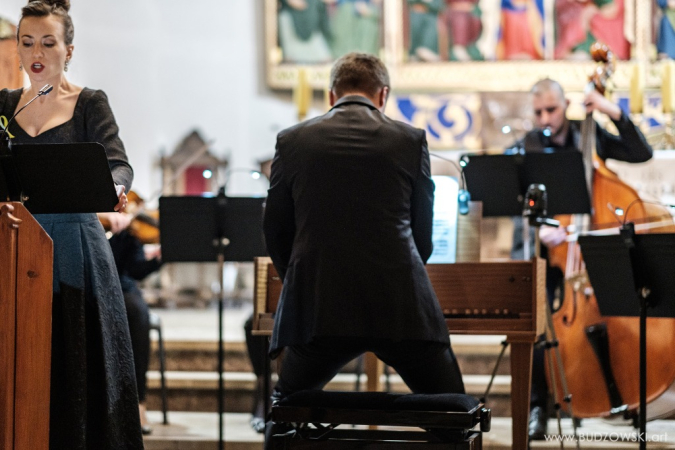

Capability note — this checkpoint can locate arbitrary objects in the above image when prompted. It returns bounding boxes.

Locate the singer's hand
[539,225,567,248]
[114,184,128,212]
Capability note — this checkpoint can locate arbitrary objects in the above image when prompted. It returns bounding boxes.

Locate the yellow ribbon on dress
[0,115,15,139]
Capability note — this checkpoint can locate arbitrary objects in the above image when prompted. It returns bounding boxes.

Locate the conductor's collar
[331,95,378,111]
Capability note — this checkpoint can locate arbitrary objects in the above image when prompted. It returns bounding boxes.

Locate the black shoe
[264,421,295,450]
[251,416,266,434]
[528,406,548,440]
[141,425,153,435]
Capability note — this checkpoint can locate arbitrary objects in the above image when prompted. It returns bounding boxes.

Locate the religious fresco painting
[277,0,383,64]
[269,0,673,76]
[403,0,631,61]
[555,0,630,60]
[405,0,487,61]
[656,0,675,60]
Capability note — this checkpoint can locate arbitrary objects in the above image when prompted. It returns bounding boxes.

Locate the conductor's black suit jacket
[263,95,449,356]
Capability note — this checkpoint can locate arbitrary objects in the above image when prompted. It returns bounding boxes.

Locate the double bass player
[508,78,653,440]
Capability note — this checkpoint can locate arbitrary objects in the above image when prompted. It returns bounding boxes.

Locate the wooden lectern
[0,202,53,450]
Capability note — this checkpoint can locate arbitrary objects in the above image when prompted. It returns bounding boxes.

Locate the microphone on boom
[1,84,53,144]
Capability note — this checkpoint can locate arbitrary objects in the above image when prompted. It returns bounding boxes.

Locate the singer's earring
[19,63,23,71]
[64,60,69,72]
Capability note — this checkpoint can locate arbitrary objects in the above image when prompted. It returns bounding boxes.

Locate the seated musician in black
[262,53,466,443]
[508,78,653,440]
[100,212,163,435]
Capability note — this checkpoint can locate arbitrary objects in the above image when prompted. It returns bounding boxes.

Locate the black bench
[267,390,491,449]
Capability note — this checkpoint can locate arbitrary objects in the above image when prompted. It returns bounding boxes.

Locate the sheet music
[428,175,459,264]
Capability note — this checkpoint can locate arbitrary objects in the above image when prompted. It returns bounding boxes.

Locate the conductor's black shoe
[528,406,548,440]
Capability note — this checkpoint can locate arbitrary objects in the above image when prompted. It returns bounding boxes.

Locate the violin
[99,190,160,244]
[546,42,675,419]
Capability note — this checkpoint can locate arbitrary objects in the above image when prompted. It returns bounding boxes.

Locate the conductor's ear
[378,86,390,111]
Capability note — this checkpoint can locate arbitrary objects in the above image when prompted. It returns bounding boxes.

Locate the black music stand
[579,231,675,450]
[159,192,267,450]
[460,151,591,217]
[0,142,119,213]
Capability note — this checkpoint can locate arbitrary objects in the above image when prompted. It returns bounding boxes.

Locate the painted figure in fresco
[278,0,333,63]
[408,0,445,61]
[330,0,382,59]
[497,0,544,60]
[657,0,675,59]
[554,0,630,60]
[440,0,484,60]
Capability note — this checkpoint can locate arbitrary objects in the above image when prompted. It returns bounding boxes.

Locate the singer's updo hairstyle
[18,0,74,46]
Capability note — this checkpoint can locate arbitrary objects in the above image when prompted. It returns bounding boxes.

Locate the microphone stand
[0,84,53,143]
[523,184,580,449]
[1,85,53,202]
[429,152,471,215]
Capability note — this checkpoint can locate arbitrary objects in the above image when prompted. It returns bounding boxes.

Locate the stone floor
[154,302,251,343]
[142,411,675,450]
[145,305,675,449]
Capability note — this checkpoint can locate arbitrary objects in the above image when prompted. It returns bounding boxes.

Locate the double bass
[546,43,675,419]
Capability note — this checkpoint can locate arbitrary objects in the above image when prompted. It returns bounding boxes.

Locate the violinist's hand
[144,244,162,261]
[584,90,622,120]
[98,212,132,234]
[539,225,567,248]
[114,184,128,212]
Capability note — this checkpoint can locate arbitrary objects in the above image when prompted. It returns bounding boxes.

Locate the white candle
[630,63,643,114]
[662,61,675,114]
[294,68,311,120]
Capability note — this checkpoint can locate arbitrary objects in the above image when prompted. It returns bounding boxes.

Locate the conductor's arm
[263,149,296,281]
[410,134,435,263]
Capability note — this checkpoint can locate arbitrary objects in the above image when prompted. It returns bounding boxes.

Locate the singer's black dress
[0,88,143,450]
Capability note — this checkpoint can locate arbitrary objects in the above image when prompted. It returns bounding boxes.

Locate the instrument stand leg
[217,252,225,450]
[263,337,271,423]
[638,291,648,450]
[481,340,509,404]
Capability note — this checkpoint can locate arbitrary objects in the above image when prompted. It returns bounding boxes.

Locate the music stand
[159,192,267,450]
[0,142,119,213]
[579,231,675,450]
[459,154,522,217]
[460,151,591,217]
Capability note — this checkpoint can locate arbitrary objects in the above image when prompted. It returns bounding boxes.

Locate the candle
[294,68,311,121]
[662,61,675,114]
[324,84,331,112]
[630,63,643,114]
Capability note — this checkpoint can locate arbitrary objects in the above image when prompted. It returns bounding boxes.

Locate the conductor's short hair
[330,52,390,99]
